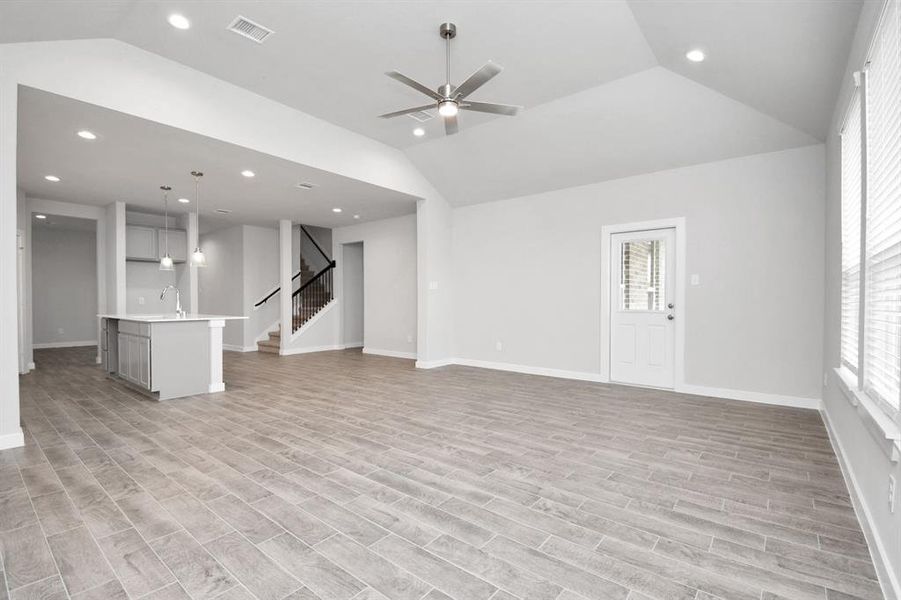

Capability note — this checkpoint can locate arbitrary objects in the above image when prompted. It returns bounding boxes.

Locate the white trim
[279,344,344,356]
[223,344,258,353]
[208,382,225,393]
[415,358,455,369]
[600,217,686,389]
[343,341,363,349]
[676,383,821,410]
[452,358,604,382]
[33,340,98,349]
[833,367,901,462]
[27,362,35,371]
[288,299,337,343]
[413,356,819,409]
[821,407,900,600]
[0,429,24,450]
[362,347,416,360]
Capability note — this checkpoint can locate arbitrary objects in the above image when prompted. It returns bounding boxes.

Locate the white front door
[610,228,676,389]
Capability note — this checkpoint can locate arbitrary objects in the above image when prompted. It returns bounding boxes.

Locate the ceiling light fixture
[34,214,47,220]
[241,170,255,178]
[332,208,342,213]
[437,100,459,118]
[159,185,175,271]
[413,127,425,137]
[177,197,190,204]
[353,214,360,219]
[44,175,60,182]
[168,14,191,30]
[190,171,207,268]
[685,49,706,63]
[77,130,97,140]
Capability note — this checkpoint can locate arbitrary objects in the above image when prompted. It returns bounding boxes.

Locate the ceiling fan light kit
[380,22,521,135]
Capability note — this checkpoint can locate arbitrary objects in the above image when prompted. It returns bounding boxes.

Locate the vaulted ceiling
[1,0,863,205]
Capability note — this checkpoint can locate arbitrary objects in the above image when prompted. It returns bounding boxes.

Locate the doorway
[342,242,364,348]
[604,221,684,390]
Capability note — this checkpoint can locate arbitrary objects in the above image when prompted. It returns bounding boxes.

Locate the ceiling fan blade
[444,114,459,135]
[386,71,442,101]
[378,104,436,119]
[453,61,503,99]
[461,101,522,116]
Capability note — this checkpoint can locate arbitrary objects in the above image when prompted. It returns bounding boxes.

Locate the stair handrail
[292,261,336,298]
[300,225,331,263]
[254,270,302,308]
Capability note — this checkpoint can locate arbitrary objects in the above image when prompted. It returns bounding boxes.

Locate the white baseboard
[412,357,820,410]
[343,341,363,349]
[821,408,899,600]
[33,340,97,349]
[451,358,605,382]
[415,358,456,369]
[362,347,416,360]
[280,344,344,356]
[676,383,821,410]
[0,428,24,450]
[208,383,226,393]
[223,344,258,353]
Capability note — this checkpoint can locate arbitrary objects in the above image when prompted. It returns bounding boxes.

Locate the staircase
[255,228,336,353]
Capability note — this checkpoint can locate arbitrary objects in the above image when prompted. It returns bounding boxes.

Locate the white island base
[100,315,247,400]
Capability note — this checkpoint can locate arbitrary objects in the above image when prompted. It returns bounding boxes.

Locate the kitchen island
[99,314,247,400]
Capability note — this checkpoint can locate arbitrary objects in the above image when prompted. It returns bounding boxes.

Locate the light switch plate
[690,274,700,286]
[428,281,439,290]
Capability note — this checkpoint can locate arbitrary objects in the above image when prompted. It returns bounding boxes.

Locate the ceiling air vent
[227,16,274,44]
[296,182,316,190]
[406,110,435,123]
[215,209,233,215]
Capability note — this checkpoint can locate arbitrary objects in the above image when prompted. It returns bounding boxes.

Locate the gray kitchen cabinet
[126,225,158,260]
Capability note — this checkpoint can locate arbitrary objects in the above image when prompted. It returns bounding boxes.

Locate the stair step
[257,344,279,354]
[258,339,279,348]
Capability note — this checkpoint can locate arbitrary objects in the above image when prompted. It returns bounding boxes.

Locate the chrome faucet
[160,285,185,318]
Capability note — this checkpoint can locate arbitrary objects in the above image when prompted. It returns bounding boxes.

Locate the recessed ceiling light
[685,49,706,63]
[34,214,47,219]
[353,214,360,219]
[44,175,60,182]
[332,208,342,213]
[168,14,191,30]
[413,127,425,137]
[241,170,255,178]
[177,197,190,204]
[296,182,316,190]
[77,130,97,140]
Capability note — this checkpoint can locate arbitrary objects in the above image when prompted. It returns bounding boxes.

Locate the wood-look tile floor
[1,347,881,600]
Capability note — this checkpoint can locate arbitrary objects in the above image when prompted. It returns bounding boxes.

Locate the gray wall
[452,144,825,400]
[242,225,279,348]
[32,225,97,346]
[821,2,901,596]
[342,242,364,347]
[198,225,245,348]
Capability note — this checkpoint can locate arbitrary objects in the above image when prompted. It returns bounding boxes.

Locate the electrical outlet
[496,341,503,352]
[823,372,829,387]
[890,475,896,513]
[57,327,64,335]
[690,274,700,286]
[138,296,145,305]
[407,334,413,343]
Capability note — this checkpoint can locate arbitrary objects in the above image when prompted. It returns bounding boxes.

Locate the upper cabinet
[157,228,187,262]
[126,225,187,262]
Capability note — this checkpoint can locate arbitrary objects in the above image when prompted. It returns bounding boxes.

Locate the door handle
[667,314,675,320]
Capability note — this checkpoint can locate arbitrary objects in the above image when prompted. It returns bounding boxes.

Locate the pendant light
[189,170,207,267]
[159,185,175,271]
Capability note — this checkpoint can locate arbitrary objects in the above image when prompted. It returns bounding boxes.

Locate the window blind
[864,0,901,411]
[841,92,862,374]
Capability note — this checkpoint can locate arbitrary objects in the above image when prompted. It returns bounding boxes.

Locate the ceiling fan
[379,22,522,135]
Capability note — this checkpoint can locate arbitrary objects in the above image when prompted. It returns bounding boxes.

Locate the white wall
[821,2,900,598]
[16,188,31,372]
[330,214,417,358]
[452,144,825,401]
[242,225,280,348]
[198,226,245,348]
[342,242,364,347]
[32,225,97,346]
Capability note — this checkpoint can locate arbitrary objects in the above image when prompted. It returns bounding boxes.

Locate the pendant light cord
[162,186,170,255]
